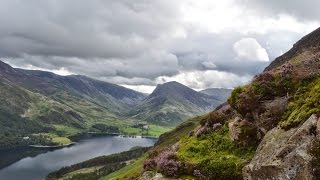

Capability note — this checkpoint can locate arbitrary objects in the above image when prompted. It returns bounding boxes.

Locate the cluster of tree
[92,124,120,134]
[0,110,52,150]
[61,163,126,180]
[47,146,151,179]
[131,123,149,136]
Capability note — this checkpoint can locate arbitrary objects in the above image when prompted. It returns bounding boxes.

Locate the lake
[0,136,157,180]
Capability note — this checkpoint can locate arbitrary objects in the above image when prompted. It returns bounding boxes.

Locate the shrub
[228,86,260,117]
[252,71,276,98]
[236,88,259,117]
[207,111,226,126]
[228,86,244,109]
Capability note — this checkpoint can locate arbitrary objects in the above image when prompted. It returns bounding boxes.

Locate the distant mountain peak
[151,81,196,98]
[131,81,229,126]
[161,81,182,86]
[156,81,188,89]
[0,60,15,72]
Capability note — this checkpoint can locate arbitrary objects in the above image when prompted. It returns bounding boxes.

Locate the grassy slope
[280,77,320,128]
[154,117,200,149]
[101,156,145,180]
[177,125,255,179]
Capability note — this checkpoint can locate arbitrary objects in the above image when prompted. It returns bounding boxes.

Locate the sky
[0,0,319,93]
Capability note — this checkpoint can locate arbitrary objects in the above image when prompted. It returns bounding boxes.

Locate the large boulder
[243,114,320,180]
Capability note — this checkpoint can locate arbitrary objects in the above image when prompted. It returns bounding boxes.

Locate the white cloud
[233,38,269,62]
[122,85,156,94]
[5,60,73,76]
[155,70,251,90]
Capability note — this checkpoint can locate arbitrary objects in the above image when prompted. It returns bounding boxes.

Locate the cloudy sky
[0,0,319,93]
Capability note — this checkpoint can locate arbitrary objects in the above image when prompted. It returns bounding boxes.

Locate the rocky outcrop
[229,117,243,141]
[141,171,177,180]
[243,114,320,180]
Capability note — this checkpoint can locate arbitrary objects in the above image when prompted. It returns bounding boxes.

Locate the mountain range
[0,60,231,149]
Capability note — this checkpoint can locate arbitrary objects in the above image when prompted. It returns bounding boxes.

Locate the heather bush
[200,110,227,126]
[193,169,206,179]
[143,158,157,170]
[207,111,226,126]
[252,71,276,99]
[158,159,182,177]
[143,147,184,178]
[197,110,228,137]
[235,88,259,117]
[228,86,245,109]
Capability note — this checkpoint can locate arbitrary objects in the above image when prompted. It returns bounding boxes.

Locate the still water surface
[0,136,156,180]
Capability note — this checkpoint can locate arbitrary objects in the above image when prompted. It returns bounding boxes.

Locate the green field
[121,125,172,137]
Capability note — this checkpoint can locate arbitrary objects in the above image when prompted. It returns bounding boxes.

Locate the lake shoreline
[0,134,158,172]
[28,142,76,149]
[0,133,158,152]
[0,136,157,180]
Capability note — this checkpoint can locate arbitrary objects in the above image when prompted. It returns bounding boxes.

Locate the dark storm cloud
[0,0,319,90]
[0,0,181,79]
[0,0,180,59]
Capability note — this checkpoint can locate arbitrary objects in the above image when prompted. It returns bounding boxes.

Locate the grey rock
[141,171,178,180]
[243,114,320,180]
